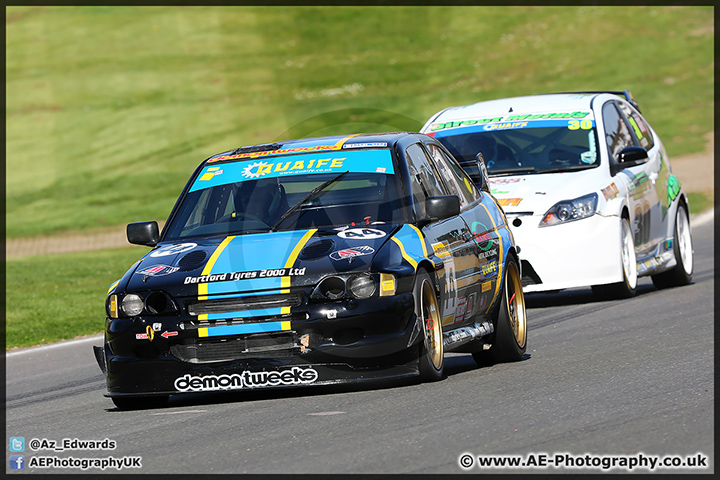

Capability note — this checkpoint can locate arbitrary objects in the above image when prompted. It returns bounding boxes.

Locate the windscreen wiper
[270,171,349,232]
[538,164,598,174]
[490,166,536,175]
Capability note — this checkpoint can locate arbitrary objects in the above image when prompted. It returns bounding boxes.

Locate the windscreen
[163,149,410,240]
[433,116,600,175]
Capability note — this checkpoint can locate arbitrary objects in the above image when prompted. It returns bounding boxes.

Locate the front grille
[520,260,542,286]
[170,332,301,363]
[187,293,302,316]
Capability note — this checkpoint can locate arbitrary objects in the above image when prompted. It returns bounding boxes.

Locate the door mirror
[617,146,648,164]
[127,221,159,247]
[612,146,649,176]
[417,195,461,228]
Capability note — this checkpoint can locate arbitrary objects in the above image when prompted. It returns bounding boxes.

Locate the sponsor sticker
[150,243,197,258]
[191,150,395,192]
[337,227,386,239]
[454,296,467,323]
[489,177,524,185]
[329,245,375,261]
[480,260,498,278]
[478,248,497,259]
[342,142,388,149]
[136,265,180,277]
[471,222,494,251]
[429,112,591,132]
[464,293,477,320]
[601,183,619,201]
[183,267,306,284]
[174,366,319,392]
[497,198,522,207]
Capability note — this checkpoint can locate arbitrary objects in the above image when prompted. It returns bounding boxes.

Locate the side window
[426,143,478,206]
[618,102,655,150]
[602,102,636,161]
[405,143,446,218]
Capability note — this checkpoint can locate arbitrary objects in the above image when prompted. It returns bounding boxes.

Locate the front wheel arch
[414,267,444,381]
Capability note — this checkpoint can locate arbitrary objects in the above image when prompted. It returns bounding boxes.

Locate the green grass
[687,191,714,216]
[6,6,714,239]
[5,247,149,350]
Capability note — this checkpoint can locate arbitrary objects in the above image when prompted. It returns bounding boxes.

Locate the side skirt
[443,321,494,353]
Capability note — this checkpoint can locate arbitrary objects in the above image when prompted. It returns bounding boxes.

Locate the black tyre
[651,203,693,289]
[473,256,527,364]
[414,268,444,381]
[111,395,168,410]
[592,216,637,299]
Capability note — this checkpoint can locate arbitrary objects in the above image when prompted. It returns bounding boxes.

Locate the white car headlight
[540,193,598,227]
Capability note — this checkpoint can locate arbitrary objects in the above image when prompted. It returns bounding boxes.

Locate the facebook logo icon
[10,455,25,470]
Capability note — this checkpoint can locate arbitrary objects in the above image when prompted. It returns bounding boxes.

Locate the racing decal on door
[633,202,651,248]
[476,202,506,314]
[622,170,653,250]
[432,240,458,326]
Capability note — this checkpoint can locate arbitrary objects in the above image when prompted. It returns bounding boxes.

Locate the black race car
[94,132,527,409]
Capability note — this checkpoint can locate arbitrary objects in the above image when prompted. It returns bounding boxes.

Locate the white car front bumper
[507,213,624,292]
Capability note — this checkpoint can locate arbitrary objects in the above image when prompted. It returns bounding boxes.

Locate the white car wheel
[651,203,693,289]
[592,216,637,299]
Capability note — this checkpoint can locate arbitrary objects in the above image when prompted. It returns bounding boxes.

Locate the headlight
[121,294,144,316]
[311,274,381,301]
[348,274,376,299]
[540,193,598,227]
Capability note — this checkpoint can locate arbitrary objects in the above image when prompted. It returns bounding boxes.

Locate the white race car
[421,91,693,298]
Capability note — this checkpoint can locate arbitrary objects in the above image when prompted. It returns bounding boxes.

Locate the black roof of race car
[205,132,419,165]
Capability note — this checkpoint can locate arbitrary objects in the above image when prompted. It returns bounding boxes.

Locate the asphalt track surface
[6,214,714,474]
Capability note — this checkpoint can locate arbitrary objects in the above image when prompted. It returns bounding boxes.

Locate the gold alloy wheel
[506,261,527,349]
[420,278,443,370]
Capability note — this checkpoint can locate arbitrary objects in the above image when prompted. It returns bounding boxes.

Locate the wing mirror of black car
[417,195,461,228]
[127,221,160,247]
[612,146,649,175]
